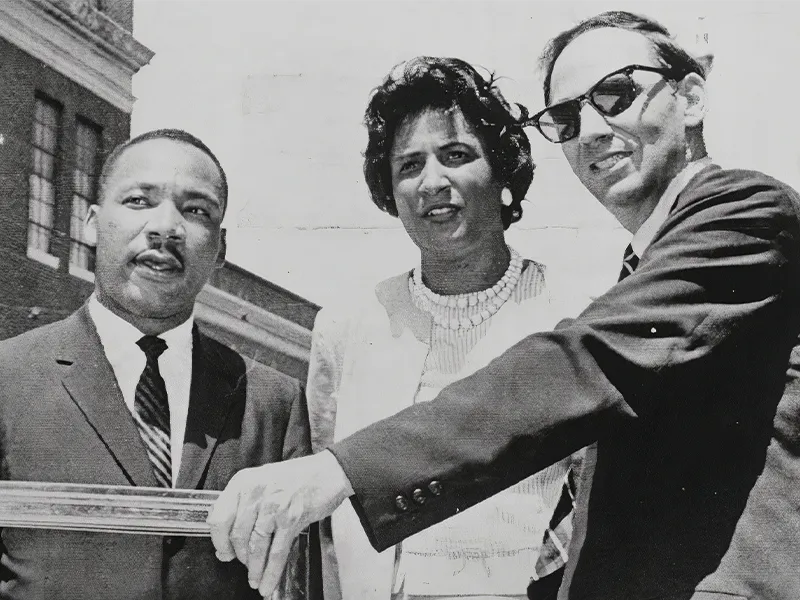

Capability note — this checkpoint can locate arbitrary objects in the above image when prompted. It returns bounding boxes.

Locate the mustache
[144,234,185,264]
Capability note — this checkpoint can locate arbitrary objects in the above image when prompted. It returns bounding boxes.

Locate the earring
[501,188,513,207]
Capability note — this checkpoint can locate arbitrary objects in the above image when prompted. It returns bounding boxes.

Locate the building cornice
[0,0,154,113]
[36,0,153,70]
[195,286,313,364]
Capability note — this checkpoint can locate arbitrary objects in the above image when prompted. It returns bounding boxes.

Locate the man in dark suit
[0,129,311,600]
[208,12,800,600]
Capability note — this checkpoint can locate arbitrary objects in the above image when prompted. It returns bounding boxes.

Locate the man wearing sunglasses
[209,11,800,600]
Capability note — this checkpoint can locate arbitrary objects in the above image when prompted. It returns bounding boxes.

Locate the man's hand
[207,451,354,597]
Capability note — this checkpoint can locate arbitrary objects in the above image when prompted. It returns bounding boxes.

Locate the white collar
[87,293,194,361]
[631,157,713,257]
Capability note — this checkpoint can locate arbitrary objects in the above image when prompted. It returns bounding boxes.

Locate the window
[28,97,61,266]
[70,120,101,277]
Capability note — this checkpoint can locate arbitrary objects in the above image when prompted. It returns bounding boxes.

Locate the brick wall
[0,37,131,339]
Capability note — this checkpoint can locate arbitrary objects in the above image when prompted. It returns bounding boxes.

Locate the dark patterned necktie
[618,243,640,282]
[134,335,172,487]
[532,468,576,584]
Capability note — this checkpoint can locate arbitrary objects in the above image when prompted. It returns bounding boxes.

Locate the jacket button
[428,480,442,496]
[412,488,426,505]
[395,494,410,511]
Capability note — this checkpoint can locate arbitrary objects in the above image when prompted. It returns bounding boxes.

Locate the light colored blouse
[307,260,586,600]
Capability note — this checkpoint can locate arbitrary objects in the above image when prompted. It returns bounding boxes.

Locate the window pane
[39,102,57,128]
[28,223,50,253]
[71,196,88,237]
[70,120,101,272]
[39,200,54,228]
[28,98,61,256]
[42,125,57,153]
[41,152,54,180]
[28,174,40,205]
[40,178,55,206]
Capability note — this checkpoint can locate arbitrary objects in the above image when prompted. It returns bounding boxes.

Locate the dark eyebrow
[119,181,223,209]
[390,151,421,161]
[184,190,222,207]
[391,140,477,161]
[440,141,475,150]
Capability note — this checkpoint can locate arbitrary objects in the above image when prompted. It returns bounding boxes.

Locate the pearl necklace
[409,248,523,331]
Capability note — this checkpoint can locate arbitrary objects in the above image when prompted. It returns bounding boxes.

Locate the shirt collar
[630,157,713,257]
[87,293,194,361]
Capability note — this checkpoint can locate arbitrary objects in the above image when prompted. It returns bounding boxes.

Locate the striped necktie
[618,243,640,282]
[134,335,172,487]
[531,469,576,585]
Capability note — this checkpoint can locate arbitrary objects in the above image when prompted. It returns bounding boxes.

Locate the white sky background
[131,0,800,307]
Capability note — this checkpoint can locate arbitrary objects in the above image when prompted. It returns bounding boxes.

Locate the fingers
[206,481,241,562]
[246,510,275,589]
[207,454,347,594]
[258,527,298,598]
[229,489,261,564]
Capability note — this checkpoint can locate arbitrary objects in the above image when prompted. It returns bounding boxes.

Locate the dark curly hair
[540,11,708,106]
[363,56,534,230]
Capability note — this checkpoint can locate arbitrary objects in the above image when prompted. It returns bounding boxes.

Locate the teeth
[594,154,626,170]
[427,207,455,216]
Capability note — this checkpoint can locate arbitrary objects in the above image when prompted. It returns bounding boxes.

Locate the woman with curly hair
[306,56,584,600]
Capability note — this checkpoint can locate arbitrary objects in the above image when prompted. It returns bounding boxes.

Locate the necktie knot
[137,335,167,360]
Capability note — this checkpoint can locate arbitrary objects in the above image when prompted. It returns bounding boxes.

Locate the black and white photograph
[1,1,799,599]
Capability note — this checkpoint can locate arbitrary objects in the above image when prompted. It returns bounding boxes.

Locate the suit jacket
[330,166,800,600]
[0,304,311,600]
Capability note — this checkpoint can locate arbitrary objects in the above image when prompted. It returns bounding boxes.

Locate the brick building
[0,0,318,380]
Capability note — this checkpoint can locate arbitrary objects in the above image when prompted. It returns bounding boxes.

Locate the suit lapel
[176,329,239,489]
[58,305,157,487]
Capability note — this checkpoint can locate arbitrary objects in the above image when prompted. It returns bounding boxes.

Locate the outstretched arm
[208,170,800,597]
[336,171,800,548]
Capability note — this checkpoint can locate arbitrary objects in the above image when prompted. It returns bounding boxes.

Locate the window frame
[27,94,63,269]
[69,117,102,282]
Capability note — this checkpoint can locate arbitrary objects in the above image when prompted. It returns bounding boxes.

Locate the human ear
[216,228,227,267]
[679,73,708,128]
[84,205,99,247]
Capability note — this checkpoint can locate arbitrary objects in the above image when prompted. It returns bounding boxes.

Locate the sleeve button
[428,480,442,496]
[395,494,410,511]
[412,488,426,505]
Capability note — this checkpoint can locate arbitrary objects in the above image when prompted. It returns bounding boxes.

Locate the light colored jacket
[307,266,585,599]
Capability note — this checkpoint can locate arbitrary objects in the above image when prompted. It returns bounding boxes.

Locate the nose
[418,156,450,196]
[144,201,186,244]
[577,102,613,146]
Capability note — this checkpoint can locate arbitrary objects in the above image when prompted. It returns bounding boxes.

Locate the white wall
[132,0,800,307]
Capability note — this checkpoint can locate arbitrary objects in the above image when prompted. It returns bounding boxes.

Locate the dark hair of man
[363,56,534,230]
[98,128,228,215]
[540,11,708,105]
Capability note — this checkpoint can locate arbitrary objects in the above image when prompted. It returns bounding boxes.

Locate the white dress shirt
[631,157,714,257]
[87,294,194,486]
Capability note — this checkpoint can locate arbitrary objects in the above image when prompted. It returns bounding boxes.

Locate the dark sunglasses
[525,64,685,144]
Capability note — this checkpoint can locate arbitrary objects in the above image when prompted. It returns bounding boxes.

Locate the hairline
[98,134,228,215]
[541,17,702,105]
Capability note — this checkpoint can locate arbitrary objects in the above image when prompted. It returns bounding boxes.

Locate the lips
[134,249,183,275]
[590,151,632,172]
